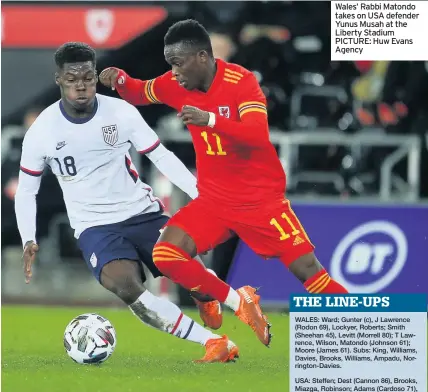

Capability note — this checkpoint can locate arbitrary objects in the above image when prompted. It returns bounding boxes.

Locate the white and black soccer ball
[63,313,116,364]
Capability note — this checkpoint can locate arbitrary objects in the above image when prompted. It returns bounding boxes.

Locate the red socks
[304,269,348,294]
[152,242,231,302]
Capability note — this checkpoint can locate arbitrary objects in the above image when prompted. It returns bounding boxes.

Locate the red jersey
[116,59,286,210]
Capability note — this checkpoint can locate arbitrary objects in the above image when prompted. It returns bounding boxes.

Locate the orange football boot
[194,335,239,363]
[235,286,272,347]
[193,298,223,330]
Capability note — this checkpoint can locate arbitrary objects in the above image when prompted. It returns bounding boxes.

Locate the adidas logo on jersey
[293,236,305,246]
[223,68,243,84]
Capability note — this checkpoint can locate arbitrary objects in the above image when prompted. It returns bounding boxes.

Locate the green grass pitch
[2,306,289,392]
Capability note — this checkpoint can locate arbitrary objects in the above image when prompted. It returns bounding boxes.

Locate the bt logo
[331,221,408,293]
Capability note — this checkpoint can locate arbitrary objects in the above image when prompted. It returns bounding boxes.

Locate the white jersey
[17,94,177,240]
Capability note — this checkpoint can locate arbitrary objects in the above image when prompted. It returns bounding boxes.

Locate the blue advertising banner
[227,203,428,305]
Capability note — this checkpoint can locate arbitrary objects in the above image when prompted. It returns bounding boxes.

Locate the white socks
[129,290,220,346]
[223,288,241,312]
[199,265,241,313]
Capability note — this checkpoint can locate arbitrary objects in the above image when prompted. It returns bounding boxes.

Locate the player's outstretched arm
[15,129,45,283]
[99,67,172,107]
[146,144,198,199]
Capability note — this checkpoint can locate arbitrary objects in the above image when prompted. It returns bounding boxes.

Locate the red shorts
[165,197,315,267]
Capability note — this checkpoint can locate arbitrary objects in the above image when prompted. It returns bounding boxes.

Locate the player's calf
[154,226,272,346]
[286,252,348,294]
[99,259,230,359]
[153,226,239,307]
[188,261,218,303]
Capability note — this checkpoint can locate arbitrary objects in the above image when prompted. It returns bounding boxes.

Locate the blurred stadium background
[2,0,428,311]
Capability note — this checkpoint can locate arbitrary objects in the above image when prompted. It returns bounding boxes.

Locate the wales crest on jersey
[102,125,118,146]
[218,106,230,118]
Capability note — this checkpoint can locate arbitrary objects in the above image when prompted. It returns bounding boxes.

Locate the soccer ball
[63,313,116,364]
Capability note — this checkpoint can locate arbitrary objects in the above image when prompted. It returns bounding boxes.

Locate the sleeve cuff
[208,112,216,128]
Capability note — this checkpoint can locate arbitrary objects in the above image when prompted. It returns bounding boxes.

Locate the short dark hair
[164,19,213,56]
[54,42,96,69]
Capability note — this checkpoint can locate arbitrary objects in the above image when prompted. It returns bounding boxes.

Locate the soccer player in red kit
[100,19,348,347]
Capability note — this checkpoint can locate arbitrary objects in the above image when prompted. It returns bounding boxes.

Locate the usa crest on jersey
[218,106,230,118]
[102,125,118,146]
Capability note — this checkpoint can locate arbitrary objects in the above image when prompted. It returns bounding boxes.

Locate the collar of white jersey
[59,96,99,125]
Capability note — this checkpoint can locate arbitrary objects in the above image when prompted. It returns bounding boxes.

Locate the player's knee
[115,279,145,305]
[288,252,323,282]
[100,259,145,305]
[157,225,198,258]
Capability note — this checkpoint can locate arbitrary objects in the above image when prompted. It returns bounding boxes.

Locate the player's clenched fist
[22,240,39,284]
[178,105,210,126]
[99,67,124,90]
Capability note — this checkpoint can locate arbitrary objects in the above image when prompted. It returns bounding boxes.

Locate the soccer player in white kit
[14,42,239,363]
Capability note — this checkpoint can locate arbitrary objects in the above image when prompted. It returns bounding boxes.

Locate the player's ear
[94,70,99,83]
[198,50,208,64]
[55,72,61,86]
